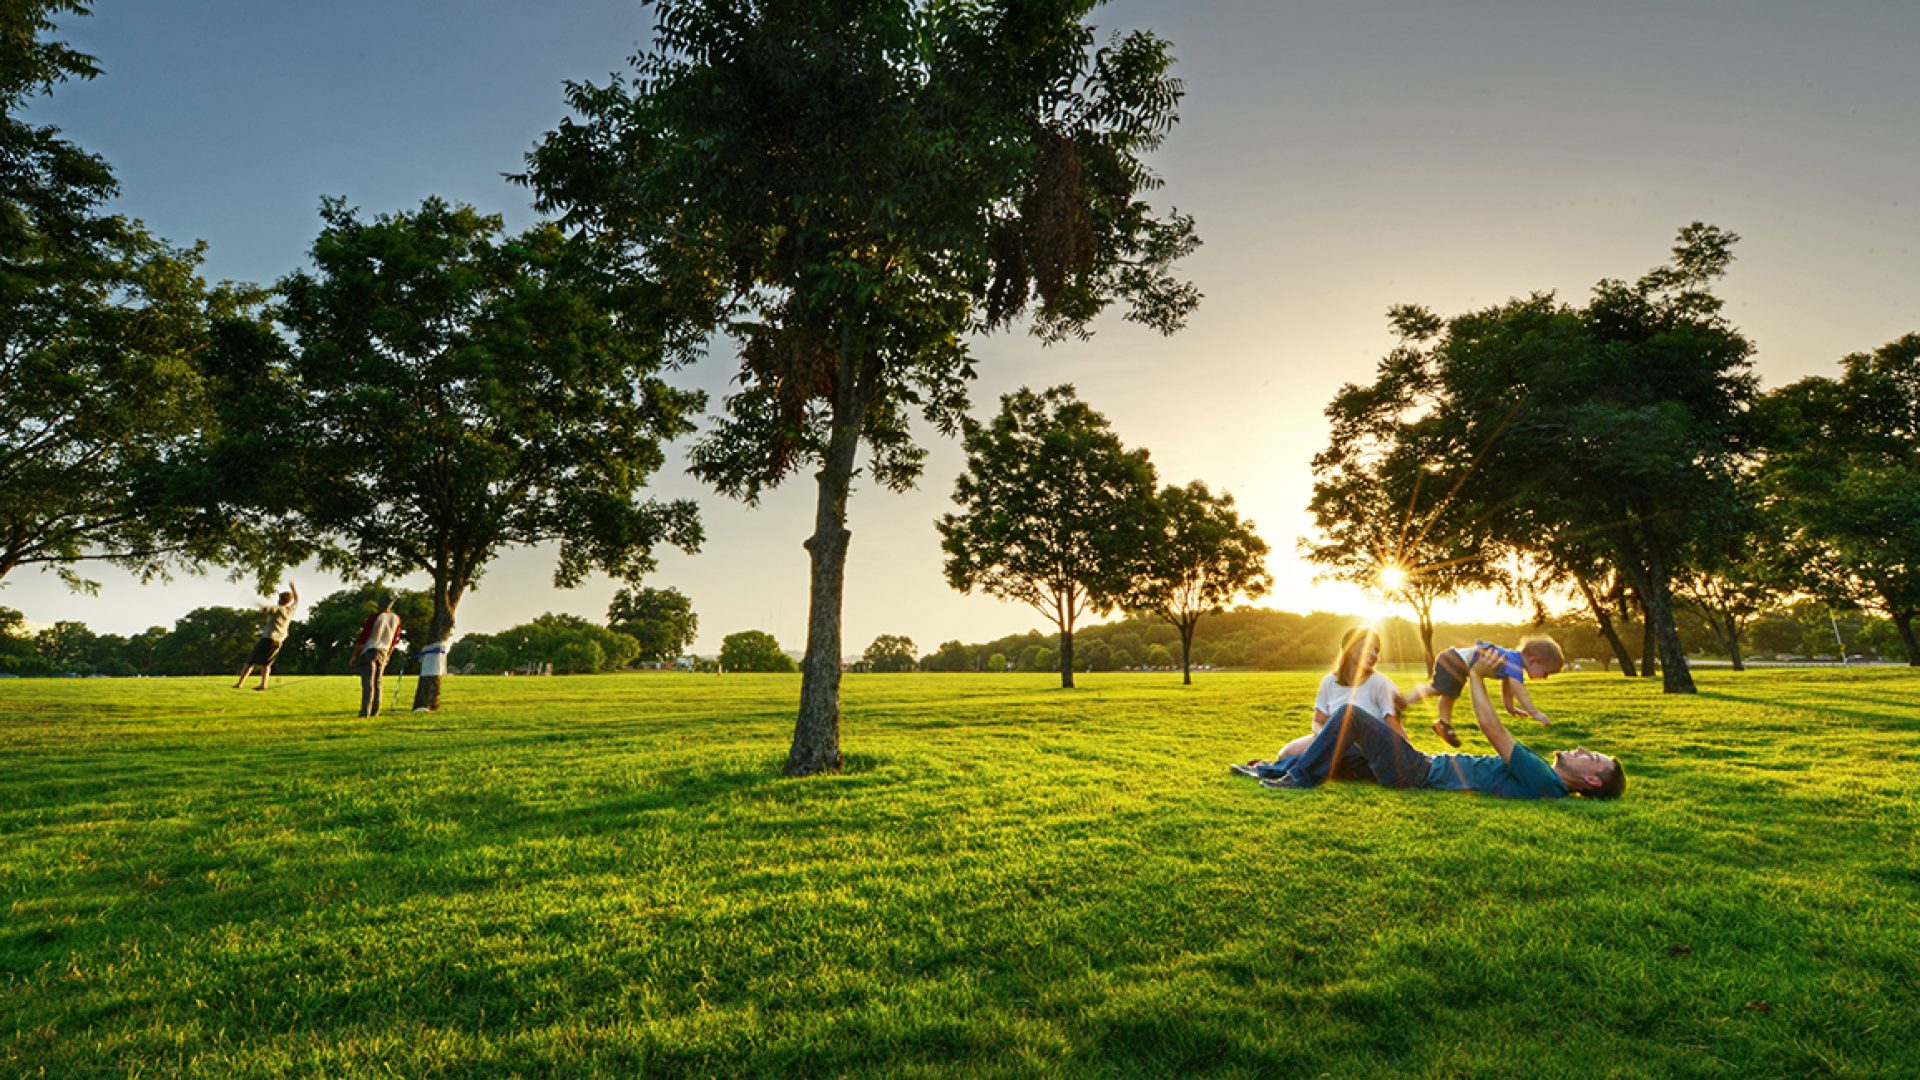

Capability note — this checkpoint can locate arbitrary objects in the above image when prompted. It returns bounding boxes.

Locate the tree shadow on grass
[1695,690,1920,734]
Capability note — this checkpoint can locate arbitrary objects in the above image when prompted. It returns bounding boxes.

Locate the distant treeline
[1,594,1902,679]
[914,602,1907,674]
[0,588,653,678]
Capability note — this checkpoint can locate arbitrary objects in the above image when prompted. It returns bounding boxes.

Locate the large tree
[1761,334,1920,664]
[1,2,280,589]
[607,585,699,663]
[272,197,704,709]
[939,385,1157,689]
[1315,226,1756,694]
[1122,481,1270,685]
[525,0,1198,774]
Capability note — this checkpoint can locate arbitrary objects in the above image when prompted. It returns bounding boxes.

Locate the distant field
[3,670,1917,1077]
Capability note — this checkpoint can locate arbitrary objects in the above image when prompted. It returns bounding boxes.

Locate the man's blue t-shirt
[1423,742,1569,799]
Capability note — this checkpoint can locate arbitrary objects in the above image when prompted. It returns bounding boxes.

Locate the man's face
[1554,747,1613,788]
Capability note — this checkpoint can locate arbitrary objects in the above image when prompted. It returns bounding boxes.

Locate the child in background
[1401,637,1561,748]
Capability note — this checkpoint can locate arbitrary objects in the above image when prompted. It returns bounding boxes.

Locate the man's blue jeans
[1279,705,1433,788]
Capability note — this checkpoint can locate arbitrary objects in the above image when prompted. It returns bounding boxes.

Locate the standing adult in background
[234,582,299,690]
[351,594,404,717]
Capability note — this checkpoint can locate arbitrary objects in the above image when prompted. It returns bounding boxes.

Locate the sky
[11,0,1919,656]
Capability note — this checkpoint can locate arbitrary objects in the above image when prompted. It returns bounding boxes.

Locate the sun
[1378,563,1409,593]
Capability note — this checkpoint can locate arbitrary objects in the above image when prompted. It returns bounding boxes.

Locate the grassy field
[3,668,1917,1077]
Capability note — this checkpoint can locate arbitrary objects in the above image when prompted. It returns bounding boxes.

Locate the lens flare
[1378,564,1409,593]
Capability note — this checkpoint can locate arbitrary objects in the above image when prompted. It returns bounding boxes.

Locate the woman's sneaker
[1228,763,1261,778]
[1260,774,1305,790]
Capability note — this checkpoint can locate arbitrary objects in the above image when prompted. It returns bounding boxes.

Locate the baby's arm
[1507,678,1550,726]
[1500,679,1525,717]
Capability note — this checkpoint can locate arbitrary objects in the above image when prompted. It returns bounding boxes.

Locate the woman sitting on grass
[1231,626,1408,780]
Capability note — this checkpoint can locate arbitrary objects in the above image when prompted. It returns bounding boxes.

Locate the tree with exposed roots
[525,0,1199,774]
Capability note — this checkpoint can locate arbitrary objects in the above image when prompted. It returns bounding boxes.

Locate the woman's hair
[1332,627,1382,687]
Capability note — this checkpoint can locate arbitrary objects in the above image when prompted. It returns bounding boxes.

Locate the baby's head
[1518,636,1564,679]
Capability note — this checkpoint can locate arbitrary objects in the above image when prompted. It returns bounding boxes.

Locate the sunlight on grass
[2,670,1917,1075]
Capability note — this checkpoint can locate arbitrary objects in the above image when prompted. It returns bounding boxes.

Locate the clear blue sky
[14,0,1919,654]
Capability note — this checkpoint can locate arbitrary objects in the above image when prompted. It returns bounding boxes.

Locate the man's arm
[1466,671,1518,764]
[288,581,300,609]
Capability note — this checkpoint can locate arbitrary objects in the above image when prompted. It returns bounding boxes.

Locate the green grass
[3,669,1917,1077]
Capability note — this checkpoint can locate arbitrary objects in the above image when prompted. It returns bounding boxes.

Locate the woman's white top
[1311,671,1401,732]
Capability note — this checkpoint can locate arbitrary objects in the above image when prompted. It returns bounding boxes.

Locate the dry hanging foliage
[1020,129,1097,308]
[742,306,837,475]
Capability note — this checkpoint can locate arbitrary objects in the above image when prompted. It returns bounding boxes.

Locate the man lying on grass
[1247,657,1626,799]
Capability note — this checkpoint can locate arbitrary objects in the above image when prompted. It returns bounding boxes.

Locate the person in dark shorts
[234,581,299,690]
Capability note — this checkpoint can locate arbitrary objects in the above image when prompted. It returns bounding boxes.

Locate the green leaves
[939,384,1156,625]
[269,196,705,625]
[524,0,1198,497]
[1759,334,1920,661]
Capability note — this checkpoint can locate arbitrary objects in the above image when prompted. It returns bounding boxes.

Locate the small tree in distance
[608,586,699,664]
[940,386,1158,689]
[1122,481,1271,684]
[861,635,918,673]
[721,631,799,674]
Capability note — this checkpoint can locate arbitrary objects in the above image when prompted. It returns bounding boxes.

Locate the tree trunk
[1639,612,1659,679]
[1178,617,1195,686]
[787,345,875,777]
[1642,555,1696,694]
[1412,596,1436,676]
[1894,609,1919,666]
[790,443,858,776]
[1575,574,1636,677]
[1059,624,1076,689]
[410,582,458,711]
[1725,614,1746,672]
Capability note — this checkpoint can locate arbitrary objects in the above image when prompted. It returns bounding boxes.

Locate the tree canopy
[607,586,699,663]
[525,0,1198,774]
[860,634,918,673]
[720,630,798,674]
[1760,334,1920,664]
[1,2,283,591]
[1309,225,1757,693]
